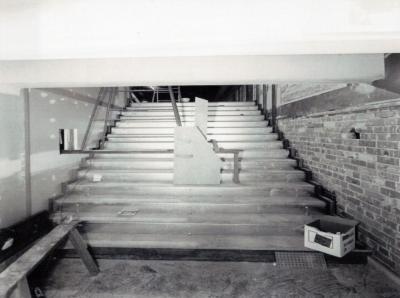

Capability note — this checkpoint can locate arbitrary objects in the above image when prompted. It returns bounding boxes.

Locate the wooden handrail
[209,139,242,184]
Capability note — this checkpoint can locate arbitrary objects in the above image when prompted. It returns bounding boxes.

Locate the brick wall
[277,99,400,275]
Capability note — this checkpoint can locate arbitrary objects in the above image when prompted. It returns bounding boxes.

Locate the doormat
[275,252,327,269]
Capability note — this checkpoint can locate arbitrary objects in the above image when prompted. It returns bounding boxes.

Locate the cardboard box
[304,216,359,258]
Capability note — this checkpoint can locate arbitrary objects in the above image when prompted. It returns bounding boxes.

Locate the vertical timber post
[23,88,32,218]
[262,84,268,117]
[271,84,278,133]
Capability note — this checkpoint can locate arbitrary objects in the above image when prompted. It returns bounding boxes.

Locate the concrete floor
[34,258,400,298]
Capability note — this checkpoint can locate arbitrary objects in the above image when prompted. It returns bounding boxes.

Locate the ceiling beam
[0,54,384,89]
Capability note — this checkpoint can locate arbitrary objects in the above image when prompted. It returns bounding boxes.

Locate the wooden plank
[271,84,278,132]
[0,222,78,298]
[68,229,99,276]
[23,89,32,218]
[262,85,268,115]
[13,278,31,298]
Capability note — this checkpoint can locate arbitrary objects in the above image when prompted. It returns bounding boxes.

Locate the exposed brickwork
[277,100,400,275]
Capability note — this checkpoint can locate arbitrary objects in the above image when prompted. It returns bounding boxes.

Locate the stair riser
[92,150,289,159]
[129,102,256,107]
[67,185,313,198]
[116,121,267,128]
[127,106,259,111]
[77,171,304,183]
[83,159,295,170]
[112,127,272,134]
[77,234,307,250]
[104,142,282,150]
[84,160,174,170]
[55,202,324,216]
[74,222,307,236]
[223,160,296,170]
[57,194,325,206]
[121,111,261,117]
[107,134,277,142]
[119,115,265,121]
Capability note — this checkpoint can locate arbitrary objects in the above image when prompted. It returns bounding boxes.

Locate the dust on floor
[32,258,400,298]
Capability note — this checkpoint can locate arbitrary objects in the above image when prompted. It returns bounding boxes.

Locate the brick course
[277,100,400,275]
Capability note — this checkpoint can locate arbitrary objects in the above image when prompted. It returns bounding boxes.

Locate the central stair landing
[54,101,327,252]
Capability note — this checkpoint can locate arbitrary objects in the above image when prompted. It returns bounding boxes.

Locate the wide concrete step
[92,149,289,159]
[129,102,256,108]
[84,157,296,170]
[112,126,272,135]
[56,192,323,207]
[66,182,314,197]
[119,115,265,122]
[126,105,259,111]
[116,121,267,128]
[58,209,315,228]
[104,141,282,150]
[79,223,306,238]
[76,169,304,183]
[107,134,278,142]
[121,110,261,117]
[55,195,325,215]
[76,232,309,251]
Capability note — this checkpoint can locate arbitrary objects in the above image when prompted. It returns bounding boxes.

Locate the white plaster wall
[0,92,27,228]
[29,88,103,213]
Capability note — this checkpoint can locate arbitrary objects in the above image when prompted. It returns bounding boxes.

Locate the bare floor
[34,258,400,298]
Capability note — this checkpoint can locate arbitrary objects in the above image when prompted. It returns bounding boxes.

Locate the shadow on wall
[0,91,26,228]
[29,88,103,215]
[278,84,399,118]
[0,174,26,228]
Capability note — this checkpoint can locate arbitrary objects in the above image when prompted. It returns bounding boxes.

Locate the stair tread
[57,212,319,223]
[88,157,293,162]
[106,140,279,144]
[81,233,309,251]
[56,194,325,208]
[79,168,300,174]
[70,180,314,188]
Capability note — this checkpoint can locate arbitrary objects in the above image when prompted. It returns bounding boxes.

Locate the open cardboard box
[305,216,359,258]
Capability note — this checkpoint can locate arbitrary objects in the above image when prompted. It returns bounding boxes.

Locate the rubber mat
[275,252,327,269]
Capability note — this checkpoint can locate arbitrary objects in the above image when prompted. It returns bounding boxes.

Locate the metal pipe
[100,88,116,149]
[169,86,182,126]
[81,87,105,150]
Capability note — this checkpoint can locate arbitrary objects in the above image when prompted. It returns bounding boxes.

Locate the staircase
[55,101,327,251]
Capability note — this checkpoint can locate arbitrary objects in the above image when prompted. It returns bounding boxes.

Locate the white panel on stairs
[174,127,222,185]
